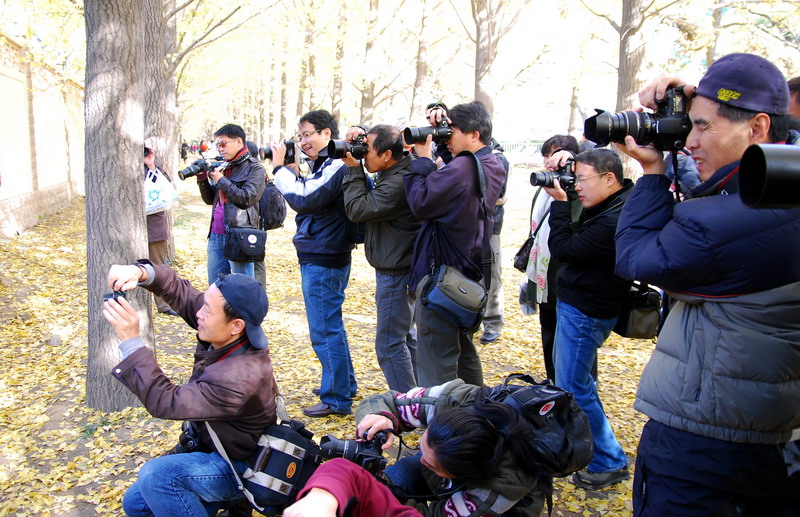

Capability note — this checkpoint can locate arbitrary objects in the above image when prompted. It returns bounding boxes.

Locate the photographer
[196,124,265,284]
[544,148,633,489]
[270,109,358,418]
[615,53,800,515]
[103,262,275,516]
[143,146,177,316]
[284,380,546,517]
[341,124,421,392]
[405,101,505,388]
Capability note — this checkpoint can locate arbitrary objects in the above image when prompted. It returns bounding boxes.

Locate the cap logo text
[717,88,741,102]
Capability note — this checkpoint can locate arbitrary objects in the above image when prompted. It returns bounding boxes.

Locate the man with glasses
[341,124,421,392]
[543,148,633,489]
[269,110,358,418]
[196,124,265,284]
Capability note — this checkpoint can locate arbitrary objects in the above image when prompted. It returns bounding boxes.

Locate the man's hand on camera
[639,75,696,111]
[103,296,141,342]
[544,179,568,202]
[283,488,338,517]
[545,150,574,171]
[107,265,145,292]
[356,414,395,450]
[209,167,224,183]
[414,134,434,161]
[615,136,666,176]
[426,107,450,127]
[345,126,366,142]
[342,151,359,168]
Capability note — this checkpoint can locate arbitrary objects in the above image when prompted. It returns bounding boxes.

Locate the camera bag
[419,151,492,332]
[206,419,324,516]
[258,179,287,231]
[613,281,662,339]
[223,226,267,262]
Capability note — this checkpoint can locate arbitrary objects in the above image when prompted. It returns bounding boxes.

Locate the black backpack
[486,373,593,478]
[259,180,287,230]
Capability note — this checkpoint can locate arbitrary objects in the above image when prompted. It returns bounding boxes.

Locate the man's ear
[321,128,332,140]
[750,113,772,144]
[231,318,246,336]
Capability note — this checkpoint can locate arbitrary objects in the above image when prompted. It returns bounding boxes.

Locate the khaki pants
[148,240,172,313]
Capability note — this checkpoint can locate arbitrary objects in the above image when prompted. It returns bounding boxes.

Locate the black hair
[425,395,546,486]
[716,102,789,143]
[214,124,246,143]
[541,135,580,157]
[426,101,449,112]
[299,109,339,139]
[575,148,624,184]
[367,125,404,160]
[788,77,800,103]
[245,141,258,157]
[448,101,493,145]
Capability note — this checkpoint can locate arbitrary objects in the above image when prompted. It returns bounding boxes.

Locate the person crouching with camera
[284,380,547,517]
[103,262,276,516]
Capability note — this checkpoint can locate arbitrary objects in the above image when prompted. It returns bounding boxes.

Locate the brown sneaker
[571,465,630,489]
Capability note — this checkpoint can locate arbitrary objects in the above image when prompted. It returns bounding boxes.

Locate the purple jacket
[404,146,505,290]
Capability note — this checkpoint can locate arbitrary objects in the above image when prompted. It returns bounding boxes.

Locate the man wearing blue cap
[616,53,800,515]
[103,261,275,516]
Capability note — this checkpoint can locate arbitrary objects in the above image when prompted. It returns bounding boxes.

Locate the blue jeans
[207,233,254,285]
[386,452,429,500]
[301,263,357,413]
[123,452,247,516]
[375,272,417,392]
[554,299,627,473]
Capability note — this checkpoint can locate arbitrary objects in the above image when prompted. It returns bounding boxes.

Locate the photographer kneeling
[284,380,547,517]
[103,262,276,516]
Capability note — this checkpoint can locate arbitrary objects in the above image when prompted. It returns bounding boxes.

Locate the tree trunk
[163,0,178,261]
[472,0,495,116]
[615,0,645,112]
[567,84,580,134]
[84,0,154,411]
[409,3,429,122]
[331,31,345,122]
[359,0,379,125]
[706,6,723,66]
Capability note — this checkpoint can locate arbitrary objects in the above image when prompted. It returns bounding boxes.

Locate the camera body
[102,290,126,303]
[178,159,226,180]
[163,422,203,456]
[259,140,297,165]
[530,160,576,189]
[404,120,452,146]
[584,86,691,152]
[320,431,389,474]
[328,134,367,160]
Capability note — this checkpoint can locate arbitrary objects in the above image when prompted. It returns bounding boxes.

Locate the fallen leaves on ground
[0,171,651,516]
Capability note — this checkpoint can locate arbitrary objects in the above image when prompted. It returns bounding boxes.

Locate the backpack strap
[456,149,492,292]
[205,422,265,512]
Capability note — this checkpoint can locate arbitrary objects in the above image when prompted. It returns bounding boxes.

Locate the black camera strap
[456,149,492,292]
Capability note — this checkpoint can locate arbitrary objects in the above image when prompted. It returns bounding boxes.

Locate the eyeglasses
[296,129,322,141]
[216,139,235,149]
[574,172,608,185]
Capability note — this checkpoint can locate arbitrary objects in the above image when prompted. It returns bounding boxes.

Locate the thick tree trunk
[615,0,645,112]
[331,31,345,122]
[409,3,429,122]
[359,0,379,126]
[472,0,495,116]
[84,0,153,411]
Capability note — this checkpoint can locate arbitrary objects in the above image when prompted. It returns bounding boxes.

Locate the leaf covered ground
[0,168,651,516]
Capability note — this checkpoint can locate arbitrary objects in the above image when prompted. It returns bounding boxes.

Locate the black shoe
[160,309,180,317]
[479,331,500,344]
[302,402,351,418]
[572,466,630,489]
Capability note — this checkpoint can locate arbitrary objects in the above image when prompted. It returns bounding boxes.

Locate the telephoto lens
[327,136,367,160]
[258,140,297,165]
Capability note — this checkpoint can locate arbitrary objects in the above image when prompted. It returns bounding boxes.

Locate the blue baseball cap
[695,53,789,115]
[215,274,269,349]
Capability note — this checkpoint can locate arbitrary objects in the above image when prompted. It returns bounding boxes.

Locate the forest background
[0,0,799,515]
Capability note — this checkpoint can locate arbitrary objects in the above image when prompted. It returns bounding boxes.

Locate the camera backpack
[206,419,324,517]
[259,179,287,231]
[486,373,593,478]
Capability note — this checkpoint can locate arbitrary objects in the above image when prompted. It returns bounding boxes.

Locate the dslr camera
[531,160,576,189]
[178,159,226,181]
[328,134,367,160]
[320,431,389,474]
[404,120,452,146]
[584,86,692,152]
[258,139,297,165]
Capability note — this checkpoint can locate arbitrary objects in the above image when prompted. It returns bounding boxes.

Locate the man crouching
[103,261,275,516]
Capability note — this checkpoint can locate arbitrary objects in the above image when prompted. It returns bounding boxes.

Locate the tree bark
[409,3,430,122]
[84,0,154,411]
[472,0,495,116]
[615,0,645,112]
[332,30,345,122]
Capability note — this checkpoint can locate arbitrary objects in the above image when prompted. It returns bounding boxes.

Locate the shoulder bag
[613,281,662,339]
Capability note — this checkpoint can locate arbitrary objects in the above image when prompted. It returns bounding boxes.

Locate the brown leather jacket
[112,264,277,460]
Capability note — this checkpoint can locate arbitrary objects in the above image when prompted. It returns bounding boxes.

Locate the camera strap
[456,149,492,292]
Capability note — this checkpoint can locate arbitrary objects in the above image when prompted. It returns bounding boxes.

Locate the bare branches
[165,0,194,22]
[447,0,477,43]
[579,0,620,33]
